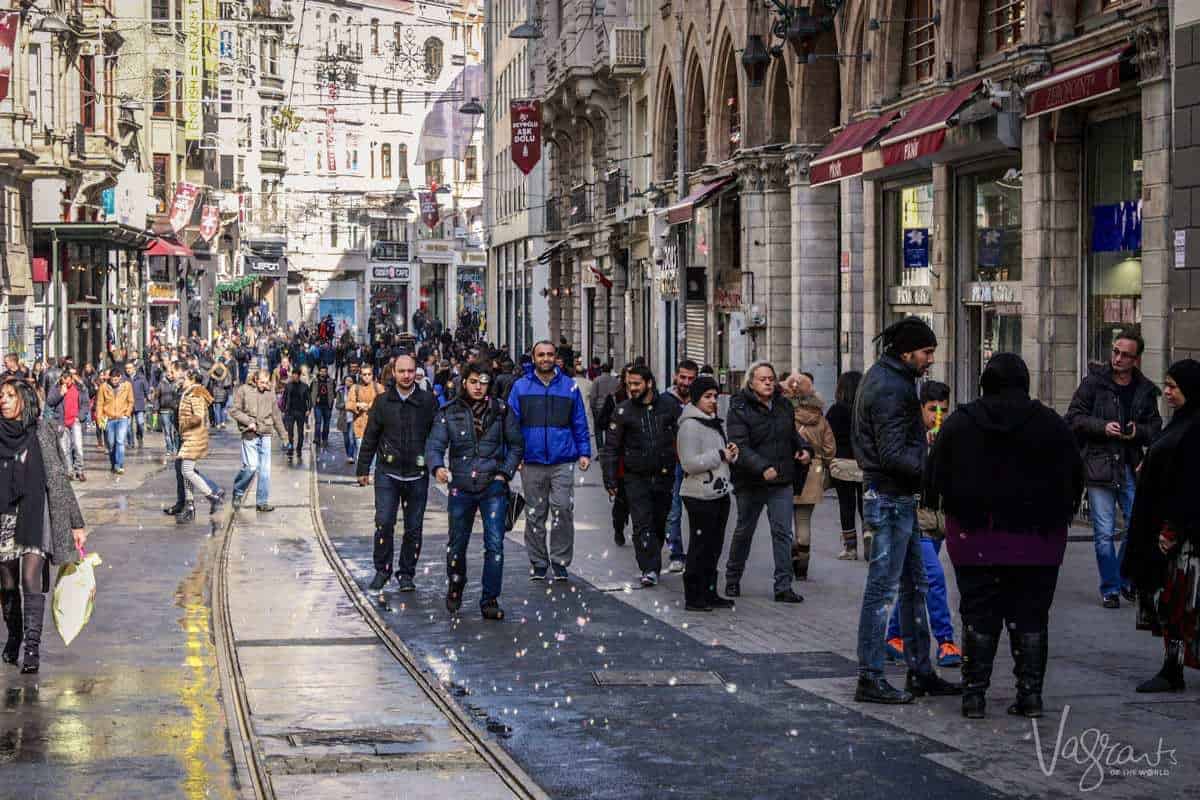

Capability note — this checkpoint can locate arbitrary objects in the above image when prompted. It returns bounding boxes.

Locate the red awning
[1024,45,1130,118]
[878,81,982,168]
[666,176,736,225]
[810,112,899,187]
[31,257,49,283]
[144,237,193,258]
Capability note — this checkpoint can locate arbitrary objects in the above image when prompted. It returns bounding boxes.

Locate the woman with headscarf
[926,354,1083,719]
[0,378,88,673]
[1122,359,1200,693]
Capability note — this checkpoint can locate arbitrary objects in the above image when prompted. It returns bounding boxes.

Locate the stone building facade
[487,0,1180,408]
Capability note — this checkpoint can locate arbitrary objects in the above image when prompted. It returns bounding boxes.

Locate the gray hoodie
[676,403,733,500]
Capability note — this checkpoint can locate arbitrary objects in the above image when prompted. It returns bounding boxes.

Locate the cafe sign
[371,265,410,283]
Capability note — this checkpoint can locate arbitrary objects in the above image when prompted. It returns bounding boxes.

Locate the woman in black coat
[0,378,89,673]
[1122,359,1200,692]
[826,370,863,559]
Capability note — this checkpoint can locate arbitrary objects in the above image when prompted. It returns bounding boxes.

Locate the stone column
[1136,20,1173,384]
[786,146,840,401]
[930,162,954,390]
[1020,109,1083,411]
[839,176,866,374]
[737,151,793,369]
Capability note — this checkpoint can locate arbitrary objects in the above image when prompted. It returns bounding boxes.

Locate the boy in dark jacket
[426,363,523,619]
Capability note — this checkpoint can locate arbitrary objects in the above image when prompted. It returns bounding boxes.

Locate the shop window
[959,169,1022,282]
[882,182,935,329]
[1085,113,1143,365]
[979,0,1025,60]
[902,0,937,86]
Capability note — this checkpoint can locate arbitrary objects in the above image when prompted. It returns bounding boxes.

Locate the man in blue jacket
[507,340,591,581]
[427,362,523,620]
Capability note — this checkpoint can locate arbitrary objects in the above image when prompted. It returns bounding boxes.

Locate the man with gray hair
[229,368,287,511]
[724,361,811,603]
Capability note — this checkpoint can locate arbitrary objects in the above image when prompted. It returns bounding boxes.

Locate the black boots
[905,669,962,697]
[20,592,45,674]
[961,629,1000,719]
[208,489,226,515]
[1007,630,1048,718]
[2,589,21,665]
[175,502,196,524]
[791,542,810,580]
[854,676,913,704]
[1136,639,1186,693]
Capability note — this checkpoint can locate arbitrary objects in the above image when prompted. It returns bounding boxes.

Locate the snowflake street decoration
[905,229,927,246]
[388,27,425,84]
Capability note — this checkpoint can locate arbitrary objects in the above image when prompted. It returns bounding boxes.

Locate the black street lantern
[785,7,823,60]
[742,35,771,87]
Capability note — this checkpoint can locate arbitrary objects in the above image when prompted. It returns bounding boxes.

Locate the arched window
[329,14,339,45]
[979,0,1026,59]
[424,37,444,81]
[397,144,409,179]
[901,0,936,86]
[381,144,392,178]
[370,19,379,54]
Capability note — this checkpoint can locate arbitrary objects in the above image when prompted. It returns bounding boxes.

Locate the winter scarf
[0,415,47,551]
[469,397,489,438]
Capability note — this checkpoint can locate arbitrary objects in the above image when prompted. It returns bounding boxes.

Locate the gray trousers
[522,462,576,568]
[725,484,795,593]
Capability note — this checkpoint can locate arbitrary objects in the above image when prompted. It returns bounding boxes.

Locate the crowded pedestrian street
[1,415,1195,798]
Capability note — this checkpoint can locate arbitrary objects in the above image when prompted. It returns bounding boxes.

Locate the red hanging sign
[419,191,439,229]
[325,107,337,172]
[510,99,542,176]
[0,13,18,104]
[168,182,199,233]
[199,204,220,242]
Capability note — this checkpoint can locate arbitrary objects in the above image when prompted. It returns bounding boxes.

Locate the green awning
[216,275,259,295]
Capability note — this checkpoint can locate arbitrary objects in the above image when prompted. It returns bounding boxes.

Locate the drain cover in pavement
[285,726,431,747]
[592,670,726,687]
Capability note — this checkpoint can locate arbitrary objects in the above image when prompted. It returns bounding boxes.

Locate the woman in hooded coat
[175,369,224,523]
[1122,359,1200,693]
[927,353,1083,720]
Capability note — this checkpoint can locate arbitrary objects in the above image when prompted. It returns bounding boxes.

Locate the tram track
[209,447,549,799]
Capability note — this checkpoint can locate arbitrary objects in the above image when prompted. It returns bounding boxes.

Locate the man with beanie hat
[851,317,960,704]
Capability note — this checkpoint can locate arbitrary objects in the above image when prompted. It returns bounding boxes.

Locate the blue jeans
[343,425,356,459]
[212,401,227,427]
[160,410,179,456]
[447,479,508,606]
[1087,464,1136,598]
[857,493,933,680]
[127,410,145,446]
[105,417,130,468]
[887,536,954,644]
[314,405,332,444]
[665,463,685,559]
[232,436,273,506]
[373,474,429,577]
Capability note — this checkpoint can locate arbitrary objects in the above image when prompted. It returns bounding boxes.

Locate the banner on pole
[510,99,542,175]
[169,182,200,232]
[419,191,439,230]
[199,204,220,241]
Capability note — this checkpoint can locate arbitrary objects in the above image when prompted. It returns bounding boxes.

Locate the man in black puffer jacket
[600,365,681,586]
[426,362,523,620]
[724,361,811,604]
[852,316,960,706]
[358,355,439,594]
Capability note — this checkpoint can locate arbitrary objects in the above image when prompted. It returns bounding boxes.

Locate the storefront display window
[1085,113,1142,365]
[883,182,934,327]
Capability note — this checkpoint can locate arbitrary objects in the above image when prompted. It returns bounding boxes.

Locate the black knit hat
[690,375,720,405]
[876,316,937,356]
[980,353,1030,395]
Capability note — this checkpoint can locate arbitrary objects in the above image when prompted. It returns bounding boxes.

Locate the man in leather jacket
[852,317,960,705]
[1065,331,1162,607]
[600,365,681,586]
[426,362,523,620]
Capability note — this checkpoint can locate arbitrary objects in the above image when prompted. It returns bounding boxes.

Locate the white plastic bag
[53,551,102,646]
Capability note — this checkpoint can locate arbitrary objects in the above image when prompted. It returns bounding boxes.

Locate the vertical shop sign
[0,13,18,103]
[510,100,542,175]
[184,0,203,138]
[419,191,440,229]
